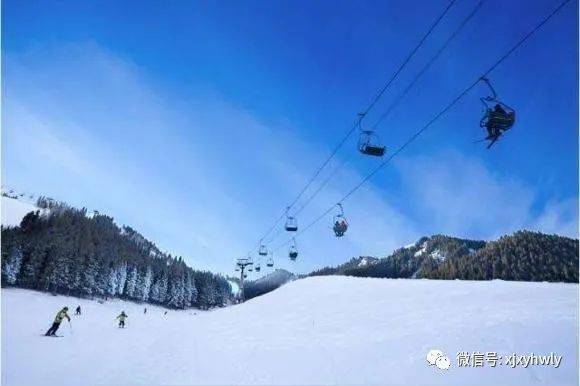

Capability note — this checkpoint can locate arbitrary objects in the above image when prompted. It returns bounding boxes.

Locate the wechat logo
[427,349,451,370]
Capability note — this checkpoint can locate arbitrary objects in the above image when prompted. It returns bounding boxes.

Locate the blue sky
[2,0,578,275]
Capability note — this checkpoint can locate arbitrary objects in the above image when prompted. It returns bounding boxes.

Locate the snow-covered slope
[2,277,578,386]
[1,196,44,227]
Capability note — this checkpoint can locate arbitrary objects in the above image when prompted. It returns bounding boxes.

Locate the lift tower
[236,257,253,302]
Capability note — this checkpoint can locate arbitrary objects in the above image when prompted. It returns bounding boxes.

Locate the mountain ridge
[309,231,578,283]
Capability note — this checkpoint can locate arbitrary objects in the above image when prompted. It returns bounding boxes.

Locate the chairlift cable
[369,0,485,132]
[242,0,459,256]
[290,0,483,220]
[272,0,572,252]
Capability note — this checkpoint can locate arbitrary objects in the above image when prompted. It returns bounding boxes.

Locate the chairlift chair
[358,130,386,157]
[333,203,349,237]
[289,238,298,261]
[479,77,516,148]
[258,241,268,256]
[284,207,298,232]
[357,113,386,157]
[266,256,274,267]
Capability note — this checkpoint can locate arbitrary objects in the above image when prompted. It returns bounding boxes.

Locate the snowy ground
[2,277,578,386]
[1,196,44,227]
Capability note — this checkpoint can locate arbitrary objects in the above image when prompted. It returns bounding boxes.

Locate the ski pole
[68,320,73,335]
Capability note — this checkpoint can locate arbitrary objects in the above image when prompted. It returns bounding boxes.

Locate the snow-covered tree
[135,266,153,301]
[3,245,23,285]
[167,274,185,308]
[107,265,119,296]
[124,266,138,298]
[115,262,128,295]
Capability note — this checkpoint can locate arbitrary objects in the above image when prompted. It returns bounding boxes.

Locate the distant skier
[45,307,71,336]
[164,311,168,315]
[116,311,128,328]
[143,307,147,314]
[75,305,81,315]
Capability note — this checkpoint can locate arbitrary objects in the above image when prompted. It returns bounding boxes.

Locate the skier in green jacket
[45,307,71,336]
[116,311,128,328]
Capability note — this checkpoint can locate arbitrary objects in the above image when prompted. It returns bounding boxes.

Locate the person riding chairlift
[334,219,347,236]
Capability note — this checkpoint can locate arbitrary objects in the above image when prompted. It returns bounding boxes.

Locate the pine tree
[135,266,153,301]
[3,244,23,285]
[124,266,138,298]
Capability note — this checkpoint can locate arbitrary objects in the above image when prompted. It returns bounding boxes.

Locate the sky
[2,0,578,275]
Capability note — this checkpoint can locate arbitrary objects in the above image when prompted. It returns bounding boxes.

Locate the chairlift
[478,77,516,149]
[333,203,348,237]
[266,256,274,267]
[357,113,386,157]
[255,263,261,272]
[289,238,298,261]
[258,240,268,256]
[284,206,298,232]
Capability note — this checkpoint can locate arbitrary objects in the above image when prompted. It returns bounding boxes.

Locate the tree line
[309,232,578,283]
[1,200,233,309]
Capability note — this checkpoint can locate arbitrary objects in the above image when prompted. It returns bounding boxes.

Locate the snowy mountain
[2,277,577,386]
[1,192,233,310]
[310,232,578,283]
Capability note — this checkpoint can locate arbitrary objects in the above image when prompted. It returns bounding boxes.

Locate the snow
[430,249,446,261]
[228,280,241,295]
[358,257,369,266]
[2,277,578,386]
[414,241,428,257]
[1,196,44,227]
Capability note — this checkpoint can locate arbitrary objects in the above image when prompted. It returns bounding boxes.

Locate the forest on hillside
[1,198,233,309]
[310,232,578,283]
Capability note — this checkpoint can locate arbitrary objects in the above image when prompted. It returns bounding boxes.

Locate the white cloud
[530,198,578,238]
[395,150,578,239]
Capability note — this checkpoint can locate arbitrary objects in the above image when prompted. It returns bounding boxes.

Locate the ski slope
[2,277,578,386]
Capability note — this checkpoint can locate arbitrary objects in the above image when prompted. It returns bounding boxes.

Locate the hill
[310,232,578,283]
[1,194,233,309]
[2,277,577,385]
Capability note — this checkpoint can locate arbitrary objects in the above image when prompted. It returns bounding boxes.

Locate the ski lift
[284,206,298,232]
[258,240,268,256]
[332,203,348,237]
[255,262,261,272]
[266,256,274,267]
[235,266,240,272]
[479,77,516,149]
[357,113,386,157]
[289,238,298,261]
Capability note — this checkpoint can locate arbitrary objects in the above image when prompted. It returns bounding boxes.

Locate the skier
[45,306,71,336]
[116,311,128,328]
[75,305,81,315]
[143,307,147,314]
